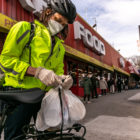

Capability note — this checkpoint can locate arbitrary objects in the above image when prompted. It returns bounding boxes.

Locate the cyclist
[0,0,76,139]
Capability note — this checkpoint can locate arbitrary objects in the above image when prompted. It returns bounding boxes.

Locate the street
[1,89,140,140]
[81,89,140,140]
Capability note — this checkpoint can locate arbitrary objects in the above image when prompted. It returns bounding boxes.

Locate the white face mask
[47,19,64,36]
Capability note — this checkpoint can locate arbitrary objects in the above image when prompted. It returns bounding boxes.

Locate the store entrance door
[65,57,88,97]
[66,59,79,96]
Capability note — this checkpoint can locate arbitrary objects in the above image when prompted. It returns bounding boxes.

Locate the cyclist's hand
[60,75,73,89]
[35,67,62,87]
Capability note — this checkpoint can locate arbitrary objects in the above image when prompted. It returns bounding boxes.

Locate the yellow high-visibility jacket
[0,20,65,90]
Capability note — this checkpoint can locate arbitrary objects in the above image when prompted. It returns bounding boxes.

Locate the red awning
[129,65,140,75]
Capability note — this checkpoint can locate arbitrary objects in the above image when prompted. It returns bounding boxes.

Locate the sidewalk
[84,115,140,140]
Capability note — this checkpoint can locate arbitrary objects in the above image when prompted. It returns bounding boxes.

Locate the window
[78,63,87,87]
[67,61,77,86]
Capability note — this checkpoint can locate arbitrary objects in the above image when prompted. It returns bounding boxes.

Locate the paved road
[82,89,140,123]
[80,89,140,140]
[1,89,140,139]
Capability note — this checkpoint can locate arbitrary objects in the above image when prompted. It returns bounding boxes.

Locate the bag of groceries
[64,89,86,121]
[36,87,86,131]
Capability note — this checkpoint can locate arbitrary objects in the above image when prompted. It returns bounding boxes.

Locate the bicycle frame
[12,123,86,140]
[0,101,18,139]
[0,88,86,140]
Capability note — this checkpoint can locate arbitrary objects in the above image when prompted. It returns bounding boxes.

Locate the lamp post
[85,8,97,31]
[137,25,140,51]
[90,17,97,31]
[93,18,97,30]
[138,25,140,40]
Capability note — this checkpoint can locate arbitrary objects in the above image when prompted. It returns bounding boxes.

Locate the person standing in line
[107,79,111,93]
[110,77,115,94]
[122,79,125,90]
[117,77,123,93]
[99,77,108,95]
[124,78,129,90]
[82,72,92,103]
[90,74,98,98]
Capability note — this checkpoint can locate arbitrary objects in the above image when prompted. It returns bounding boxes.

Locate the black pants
[91,86,98,98]
[118,85,122,92]
[4,102,41,140]
[84,94,90,101]
[101,89,106,95]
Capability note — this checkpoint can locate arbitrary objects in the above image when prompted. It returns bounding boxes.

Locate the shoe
[83,101,87,104]
[87,101,91,104]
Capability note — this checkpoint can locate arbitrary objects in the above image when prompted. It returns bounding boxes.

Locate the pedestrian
[117,77,123,93]
[122,79,125,90]
[110,77,115,94]
[0,0,77,139]
[90,74,98,98]
[99,77,108,95]
[82,72,92,104]
[107,79,111,93]
[124,78,129,90]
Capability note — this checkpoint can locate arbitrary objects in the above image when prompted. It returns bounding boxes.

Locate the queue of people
[80,72,130,104]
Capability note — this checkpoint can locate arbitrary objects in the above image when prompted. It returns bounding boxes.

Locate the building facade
[0,0,139,96]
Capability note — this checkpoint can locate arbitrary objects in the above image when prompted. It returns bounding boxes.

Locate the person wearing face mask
[0,0,76,139]
[82,72,92,104]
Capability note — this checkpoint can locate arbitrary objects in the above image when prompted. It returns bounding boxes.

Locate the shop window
[78,64,87,87]
[67,61,77,86]
[88,65,94,73]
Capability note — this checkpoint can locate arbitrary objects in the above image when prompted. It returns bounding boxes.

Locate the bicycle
[0,88,86,140]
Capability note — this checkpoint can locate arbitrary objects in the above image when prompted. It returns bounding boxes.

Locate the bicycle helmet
[47,0,77,24]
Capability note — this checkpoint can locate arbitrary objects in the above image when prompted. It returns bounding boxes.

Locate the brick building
[0,0,139,96]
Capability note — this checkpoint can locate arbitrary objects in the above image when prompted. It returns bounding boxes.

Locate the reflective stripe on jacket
[0,20,65,90]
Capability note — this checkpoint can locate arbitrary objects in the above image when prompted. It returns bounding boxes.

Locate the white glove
[60,75,73,89]
[35,67,62,87]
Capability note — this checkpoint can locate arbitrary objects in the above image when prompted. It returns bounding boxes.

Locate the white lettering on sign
[119,57,125,68]
[74,21,106,55]
[18,0,47,16]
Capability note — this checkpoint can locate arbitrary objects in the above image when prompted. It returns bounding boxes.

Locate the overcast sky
[71,0,140,58]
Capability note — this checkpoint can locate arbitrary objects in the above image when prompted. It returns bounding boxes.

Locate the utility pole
[139,25,140,40]
[93,18,97,31]
[85,8,88,20]
[90,17,97,31]
[137,25,140,52]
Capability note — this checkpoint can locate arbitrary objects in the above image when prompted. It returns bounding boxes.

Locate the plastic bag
[36,87,70,131]
[36,88,61,131]
[36,88,86,131]
[64,89,86,121]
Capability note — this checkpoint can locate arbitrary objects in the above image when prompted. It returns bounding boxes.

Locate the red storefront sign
[0,0,129,74]
[64,15,129,75]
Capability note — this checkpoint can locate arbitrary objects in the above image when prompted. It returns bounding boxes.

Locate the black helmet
[47,0,77,24]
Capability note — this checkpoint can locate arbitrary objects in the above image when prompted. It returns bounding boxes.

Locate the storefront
[63,15,130,96]
[0,0,133,97]
[127,61,140,88]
